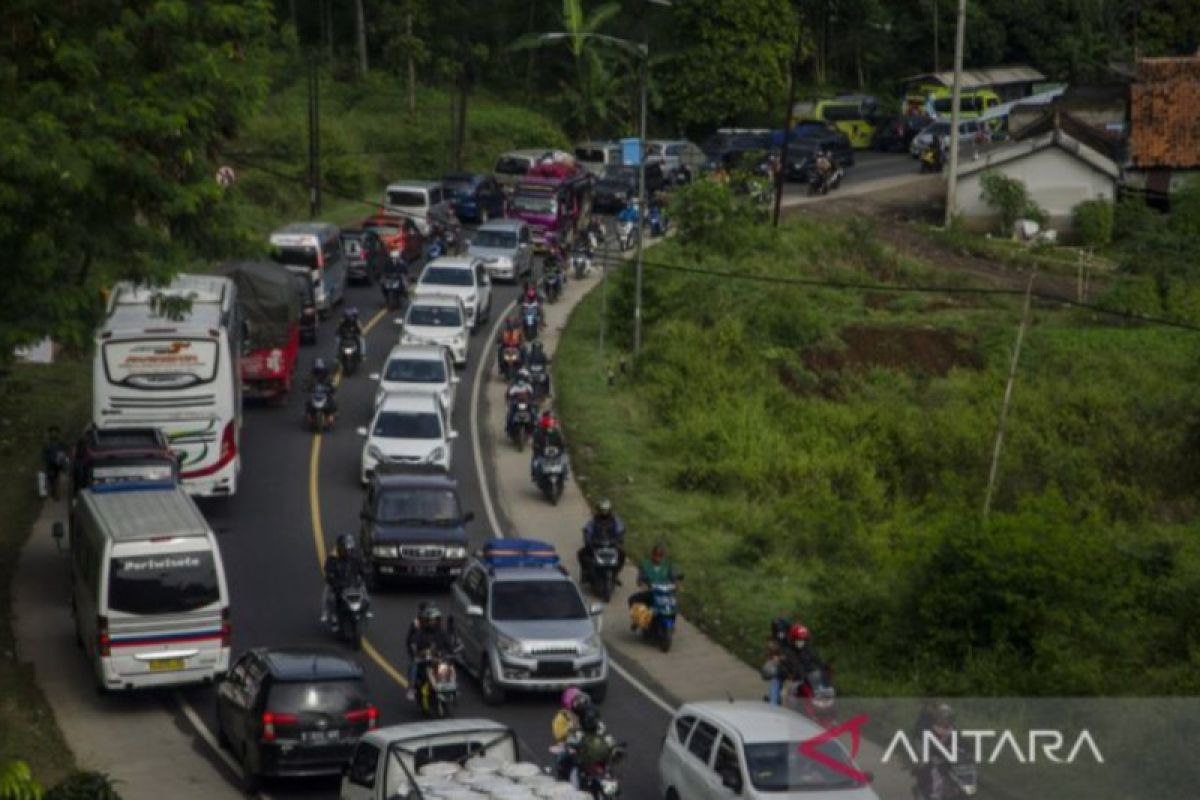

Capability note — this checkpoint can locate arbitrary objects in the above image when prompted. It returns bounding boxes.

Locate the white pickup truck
[339,719,582,800]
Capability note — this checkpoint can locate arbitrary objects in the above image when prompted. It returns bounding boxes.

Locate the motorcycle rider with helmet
[405,604,457,702]
[527,340,551,395]
[337,307,366,359]
[506,368,537,432]
[321,534,367,630]
[552,687,602,779]
[578,498,627,580]
[627,544,679,610]
[563,705,618,789]
[766,623,827,706]
[532,408,566,480]
[496,314,527,373]
[912,703,957,799]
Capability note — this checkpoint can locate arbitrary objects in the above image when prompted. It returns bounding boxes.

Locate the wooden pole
[983,272,1036,521]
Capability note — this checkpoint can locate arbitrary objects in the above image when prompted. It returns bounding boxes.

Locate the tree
[658,0,799,132]
[0,0,274,358]
[0,762,42,800]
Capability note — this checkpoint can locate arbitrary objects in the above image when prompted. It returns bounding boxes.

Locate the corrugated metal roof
[903,66,1047,89]
[82,487,211,542]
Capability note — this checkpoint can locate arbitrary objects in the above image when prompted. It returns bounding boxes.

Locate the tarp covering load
[216,261,299,349]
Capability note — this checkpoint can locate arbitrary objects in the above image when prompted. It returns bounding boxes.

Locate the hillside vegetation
[557,186,1200,696]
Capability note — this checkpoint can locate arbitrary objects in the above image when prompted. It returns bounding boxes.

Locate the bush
[44,773,121,800]
[666,178,762,258]
[0,761,42,800]
[1072,199,1113,247]
[979,171,1046,233]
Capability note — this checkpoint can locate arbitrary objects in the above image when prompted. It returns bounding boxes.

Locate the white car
[909,118,989,157]
[370,344,458,416]
[383,180,452,234]
[468,220,535,282]
[412,256,493,332]
[398,294,469,367]
[358,392,456,485]
[659,702,879,800]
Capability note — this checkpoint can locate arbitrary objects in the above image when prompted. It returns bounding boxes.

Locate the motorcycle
[305,384,335,432]
[536,444,568,505]
[542,268,564,303]
[647,204,668,237]
[498,345,523,382]
[571,245,593,279]
[338,333,362,376]
[574,742,626,800]
[521,301,541,342]
[808,165,844,196]
[635,580,681,653]
[415,649,459,719]
[299,301,318,345]
[919,144,944,173]
[792,665,838,729]
[328,578,371,651]
[381,273,406,310]
[616,205,639,252]
[528,361,550,401]
[915,758,979,799]
[507,399,536,451]
[584,536,622,602]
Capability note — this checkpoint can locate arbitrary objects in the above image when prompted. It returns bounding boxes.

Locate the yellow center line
[308,302,408,688]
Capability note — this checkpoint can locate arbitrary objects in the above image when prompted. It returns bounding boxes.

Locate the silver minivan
[575,141,622,176]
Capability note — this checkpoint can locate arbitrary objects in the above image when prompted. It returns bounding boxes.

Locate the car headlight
[367,445,385,463]
[445,545,467,559]
[425,447,445,464]
[497,634,525,658]
[580,634,602,657]
[373,544,399,559]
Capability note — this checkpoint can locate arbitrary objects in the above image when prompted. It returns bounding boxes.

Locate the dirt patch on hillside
[803,324,983,378]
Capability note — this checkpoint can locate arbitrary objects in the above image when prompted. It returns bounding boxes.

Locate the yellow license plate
[148,658,185,672]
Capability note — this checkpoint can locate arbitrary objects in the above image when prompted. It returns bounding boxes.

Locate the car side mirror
[720,768,743,794]
[356,426,368,437]
[393,318,404,327]
[589,603,604,616]
[369,372,381,381]
[466,604,484,618]
[447,430,459,440]
[463,511,475,523]
[51,522,65,552]
[450,376,461,385]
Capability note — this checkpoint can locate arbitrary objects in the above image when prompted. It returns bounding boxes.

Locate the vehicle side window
[463,568,487,606]
[227,658,250,688]
[674,715,697,743]
[348,742,381,788]
[687,721,719,764]
[430,188,443,206]
[713,735,740,778]
[519,228,530,244]
[245,661,267,705]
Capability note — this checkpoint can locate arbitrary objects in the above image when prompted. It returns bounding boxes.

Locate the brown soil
[803,324,983,378]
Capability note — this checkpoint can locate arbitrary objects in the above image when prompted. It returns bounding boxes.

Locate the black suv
[359,467,474,586]
[215,648,375,791]
[593,164,664,213]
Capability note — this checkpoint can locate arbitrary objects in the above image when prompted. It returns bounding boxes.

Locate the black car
[360,466,474,585]
[443,172,506,224]
[340,229,385,285]
[215,648,376,791]
[592,164,664,213]
[870,115,924,153]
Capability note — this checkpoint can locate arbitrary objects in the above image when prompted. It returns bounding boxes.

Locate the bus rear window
[107,551,219,615]
[495,157,531,176]
[272,246,319,269]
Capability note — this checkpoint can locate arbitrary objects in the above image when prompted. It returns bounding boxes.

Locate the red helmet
[788,623,810,645]
[539,412,558,430]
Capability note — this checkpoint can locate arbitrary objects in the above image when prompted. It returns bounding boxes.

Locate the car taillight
[261,711,298,741]
[345,705,378,729]
[220,608,231,647]
[220,420,236,465]
[98,616,110,657]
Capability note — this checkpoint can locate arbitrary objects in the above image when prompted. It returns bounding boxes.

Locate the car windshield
[387,190,427,208]
[603,167,637,182]
[384,358,446,384]
[491,580,588,621]
[495,157,531,175]
[376,489,461,523]
[743,741,862,792]
[373,411,442,439]
[365,223,401,238]
[473,230,517,249]
[407,306,462,327]
[267,679,368,716]
[271,246,318,269]
[444,176,475,193]
[513,193,556,214]
[421,267,475,287]
[106,551,220,615]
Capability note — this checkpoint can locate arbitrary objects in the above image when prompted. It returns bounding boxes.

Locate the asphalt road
[182,264,672,799]
[781,150,915,199]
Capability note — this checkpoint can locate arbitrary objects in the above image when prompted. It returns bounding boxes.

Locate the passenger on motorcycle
[307,358,338,420]
[767,624,826,706]
[563,705,616,787]
[627,544,679,610]
[578,498,627,578]
[405,604,457,701]
[505,369,537,430]
[321,534,367,630]
[337,307,367,359]
[531,409,566,480]
[552,687,601,779]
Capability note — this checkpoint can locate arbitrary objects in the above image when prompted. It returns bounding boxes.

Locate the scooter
[583,536,622,602]
[792,665,838,729]
[808,166,844,196]
[521,301,541,342]
[498,345,523,382]
[415,649,459,719]
[543,268,564,303]
[327,578,371,651]
[507,399,536,451]
[647,204,668,237]
[635,580,681,653]
[616,204,639,251]
[571,245,593,279]
[535,444,568,505]
[305,384,335,432]
[381,272,406,310]
[338,334,362,376]
[574,742,626,800]
[919,144,944,173]
[528,361,550,401]
[914,759,978,799]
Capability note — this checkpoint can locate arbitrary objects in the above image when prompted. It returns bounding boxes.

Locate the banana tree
[0,761,43,800]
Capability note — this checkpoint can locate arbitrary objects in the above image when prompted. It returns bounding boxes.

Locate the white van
[69,486,231,691]
[269,222,348,315]
[383,181,452,235]
[574,141,622,176]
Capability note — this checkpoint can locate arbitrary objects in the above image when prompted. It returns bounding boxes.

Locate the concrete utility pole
[308,57,321,219]
[773,33,802,228]
[943,0,966,227]
[632,35,649,360]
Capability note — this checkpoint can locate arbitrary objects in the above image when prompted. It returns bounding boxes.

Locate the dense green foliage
[43,773,121,800]
[979,172,1046,232]
[0,762,42,800]
[1072,198,1114,248]
[557,203,1200,696]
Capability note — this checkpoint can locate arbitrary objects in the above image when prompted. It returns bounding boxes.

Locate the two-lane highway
[187,266,672,798]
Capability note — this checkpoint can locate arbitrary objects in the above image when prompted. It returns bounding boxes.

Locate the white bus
[94,274,242,497]
[70,485,231,691]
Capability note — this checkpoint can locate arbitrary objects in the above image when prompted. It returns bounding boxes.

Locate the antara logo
[798,715,871,783]
[881,729,1105,766]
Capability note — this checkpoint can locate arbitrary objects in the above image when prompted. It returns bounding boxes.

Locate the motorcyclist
[307,358,338,420]
[913,703,957,799]
[813,149,834,190]
[531,408,566,481]
[405,604,457,701]
[527,340,551,394]
[505,368,537,434]
[552,687,598,779]
[577,498,627,579]
[563,705,617,789]
[627,544,679,610]
[772,624,827,706]
[321,534,367,630]
[522,280,545,311]
[763,617,794,704]
[336,307,366,359]
[496,314,527,373]
[41,425,69,499]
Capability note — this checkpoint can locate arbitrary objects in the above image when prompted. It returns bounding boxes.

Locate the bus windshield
[513,194,556,215]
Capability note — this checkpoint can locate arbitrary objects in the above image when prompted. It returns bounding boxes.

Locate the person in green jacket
[627,544,679,610]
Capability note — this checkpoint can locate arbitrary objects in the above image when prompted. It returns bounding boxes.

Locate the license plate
[301,729,342,743]
[544,463,563,474]
[380,565,395,574]
[406,565,437,575]
[148,658,185,672]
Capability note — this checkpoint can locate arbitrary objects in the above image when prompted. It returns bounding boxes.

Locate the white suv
[399,294,469,367]
[659,702,879,800]
[358,392,455,484]
[412,256,493,332]
[370,344,458,416]
[383,180,452,234]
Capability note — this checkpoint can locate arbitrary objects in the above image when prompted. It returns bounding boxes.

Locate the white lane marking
[173,691,273,800]
[470,272,680,717]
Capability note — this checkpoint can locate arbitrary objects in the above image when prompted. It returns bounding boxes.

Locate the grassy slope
[556,216,1200,697]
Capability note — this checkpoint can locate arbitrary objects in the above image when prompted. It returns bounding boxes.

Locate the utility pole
[307,57,321,219]
[933,0,940,73]
[983,272,1035,521]
[942,0,966,227]
[773,32,802,228]
[632,37,648,361]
